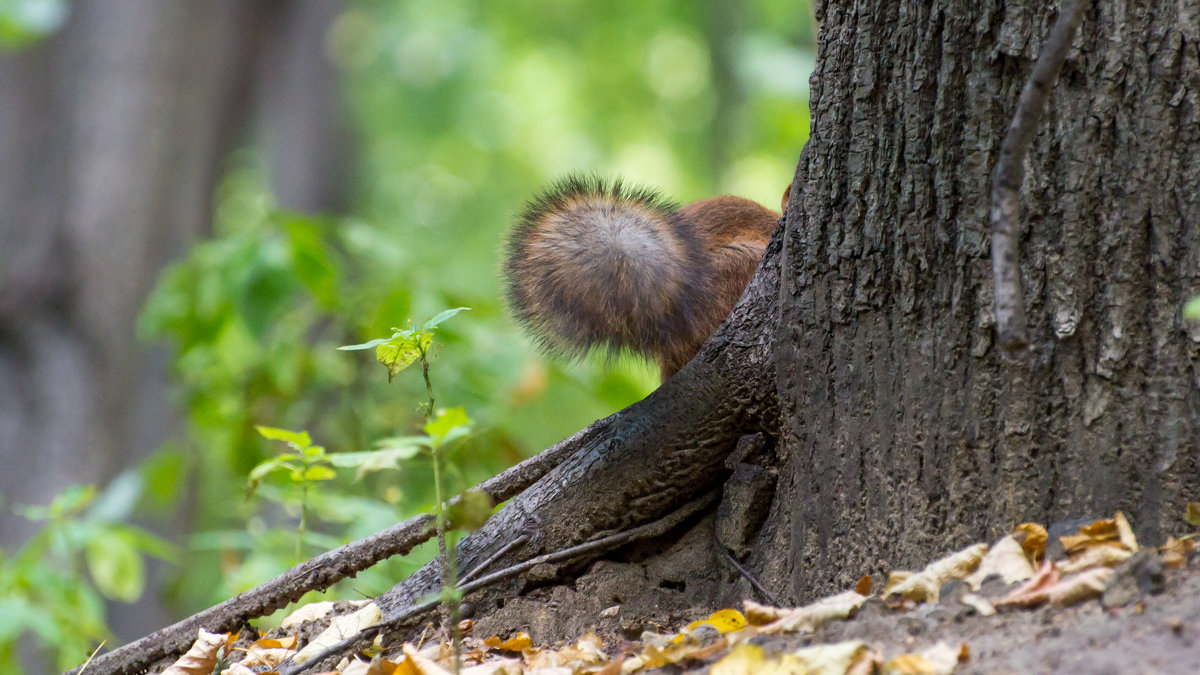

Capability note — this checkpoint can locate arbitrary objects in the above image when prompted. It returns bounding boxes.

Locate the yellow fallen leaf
[1059,512,1138,554]
[674,609,747,642]
[750,590,868,634]
[966,534,1034,589]
[483,632,533,652]
[162,629,229,675]
[1015,523,1048,560]
[710,644,808,675]
[884,543,988,602]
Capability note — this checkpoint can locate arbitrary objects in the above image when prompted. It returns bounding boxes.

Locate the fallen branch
[70,420,606,675]
[991,0,1089,351]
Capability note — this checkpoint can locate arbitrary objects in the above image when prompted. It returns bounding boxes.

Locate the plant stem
[420,348,461,674]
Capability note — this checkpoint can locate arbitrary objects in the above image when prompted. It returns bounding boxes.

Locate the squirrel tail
[504,175,712,365]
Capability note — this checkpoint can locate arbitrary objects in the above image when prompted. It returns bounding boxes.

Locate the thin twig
[281,492,719,675]
[991,0,1089,351]
[713,534,782,607]
[460,535,529,585]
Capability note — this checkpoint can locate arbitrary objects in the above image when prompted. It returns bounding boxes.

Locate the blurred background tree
[0,0,811,669]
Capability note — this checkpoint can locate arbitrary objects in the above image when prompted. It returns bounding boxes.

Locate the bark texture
[770,0,1200,600]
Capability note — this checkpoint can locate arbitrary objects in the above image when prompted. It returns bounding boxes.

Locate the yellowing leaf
[162,629,229,675]
[884,543,988,603]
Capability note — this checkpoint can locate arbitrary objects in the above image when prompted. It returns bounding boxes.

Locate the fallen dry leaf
[884,543,988,603]
[1058,543,1133,574]
[162,629,228,675]
[965,534,1035,589]
[709,643,807,675]
[1185,502,1200,527]
[1014,523,1048,561]
[1159,536,1196,568]
[292,602,383,664]
[791,640,874,674]
[674,608,747,642]
[483,632,533,652]
[958,593,996,616]
[1047,567,1113,606]
[281,601,357,630]
[1059,512,1138,554]
[994,560,1061,609]
[748,589,868,634]
[401,642,453,675]
[884,641,960,675]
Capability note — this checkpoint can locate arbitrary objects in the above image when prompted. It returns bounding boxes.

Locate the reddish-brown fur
[505,176,783,381]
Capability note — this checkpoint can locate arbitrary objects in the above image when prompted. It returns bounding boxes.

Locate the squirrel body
[504,175,782,380]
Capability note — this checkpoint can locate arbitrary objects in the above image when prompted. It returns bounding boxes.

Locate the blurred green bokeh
[139,0,813,615]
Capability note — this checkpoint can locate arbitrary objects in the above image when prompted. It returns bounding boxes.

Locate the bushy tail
[504,176,711,364]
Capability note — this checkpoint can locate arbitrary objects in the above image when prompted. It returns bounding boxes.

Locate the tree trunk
[768,0,1200,600]
[376,0,1200,644]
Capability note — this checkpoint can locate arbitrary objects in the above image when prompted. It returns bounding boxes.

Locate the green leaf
[302,465,337,482]
[425,407,472,446]
[330,440,427,479]
[447,490,493,532]
[246,455,300,497]
[85,531,145,602]
[337,329,409,351]
[1184,297,1200,321]
[422,307,471,330]
[301,444,328,459]
[255,425,312,449]
[377,337,422,378]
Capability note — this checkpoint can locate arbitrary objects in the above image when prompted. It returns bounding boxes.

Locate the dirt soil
[757,564,1200,675]
[465,515,1200,674]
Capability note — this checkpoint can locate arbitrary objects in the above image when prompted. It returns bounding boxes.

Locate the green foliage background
[2,0,812,665]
